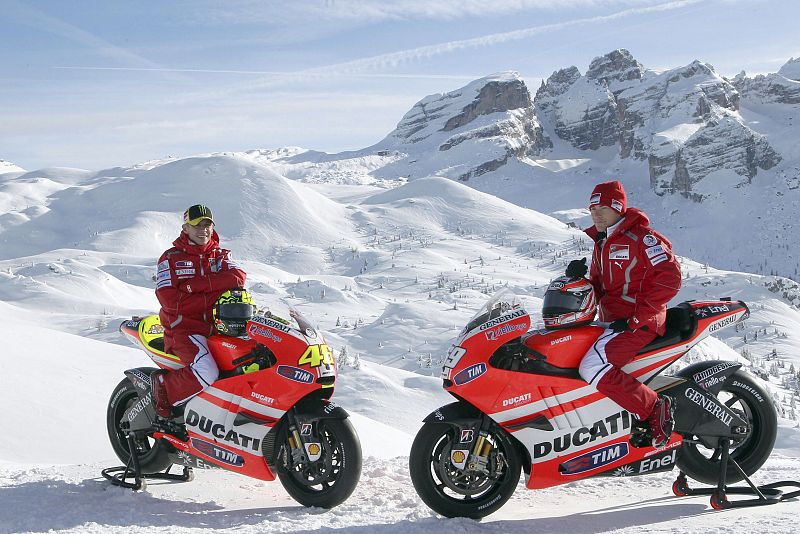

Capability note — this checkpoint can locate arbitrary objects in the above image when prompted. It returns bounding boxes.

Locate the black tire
[409,422,521,519]
[276,418,362,508]
[677,370,777,485]
[106,375,173,474]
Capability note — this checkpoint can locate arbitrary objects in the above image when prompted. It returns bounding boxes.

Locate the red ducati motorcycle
[105,307,361,508]
[409,288,793,517]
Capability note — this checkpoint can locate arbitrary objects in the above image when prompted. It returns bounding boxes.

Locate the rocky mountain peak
[442,76,531,131]
[534,66,581,107]
[338,50,790,200]
[586,48,644,92]
[779,57,800,81]
[372,72,550,181]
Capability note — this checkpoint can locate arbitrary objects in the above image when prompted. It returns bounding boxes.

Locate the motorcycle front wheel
[106,374,173,474]
[275,418,362,508]
[409,421,521,519]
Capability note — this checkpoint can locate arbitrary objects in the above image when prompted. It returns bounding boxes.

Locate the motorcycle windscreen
[461,289,525,335]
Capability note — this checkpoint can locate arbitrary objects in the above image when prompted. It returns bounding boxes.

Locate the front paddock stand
[672,439,800,509]
[101,433,193,491]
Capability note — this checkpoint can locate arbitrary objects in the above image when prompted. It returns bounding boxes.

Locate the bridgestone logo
[732,381,764,403]
[692,362,737,384]
[684,387,733,425]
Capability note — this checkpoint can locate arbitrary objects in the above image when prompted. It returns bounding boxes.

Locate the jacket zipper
[200,254,207,323]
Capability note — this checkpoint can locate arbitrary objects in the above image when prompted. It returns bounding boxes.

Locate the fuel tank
[522,324,605,368]
[207,334,257,371]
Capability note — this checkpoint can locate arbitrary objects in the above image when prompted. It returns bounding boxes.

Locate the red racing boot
[646,395,675,448]
[150,370,172,418]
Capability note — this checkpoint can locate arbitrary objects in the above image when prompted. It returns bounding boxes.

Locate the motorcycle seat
[637,303,696,355]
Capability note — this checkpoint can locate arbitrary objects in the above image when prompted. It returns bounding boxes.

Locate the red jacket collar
[584,207,650,240]
[173,230,220,254]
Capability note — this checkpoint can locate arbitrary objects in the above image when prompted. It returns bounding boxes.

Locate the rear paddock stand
[101,432,193,491]
[671,438,800,509]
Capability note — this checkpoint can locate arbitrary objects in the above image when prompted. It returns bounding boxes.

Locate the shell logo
[308,443,321,456]
[451,450,466,464]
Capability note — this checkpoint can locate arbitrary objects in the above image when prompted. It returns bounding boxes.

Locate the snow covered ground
[1,155,799,532]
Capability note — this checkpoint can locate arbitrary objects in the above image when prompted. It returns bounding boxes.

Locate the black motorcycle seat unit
[637,303,696,355]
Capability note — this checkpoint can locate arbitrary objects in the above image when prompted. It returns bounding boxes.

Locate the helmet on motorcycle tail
[213,288,256,337]
[542,276,596,330]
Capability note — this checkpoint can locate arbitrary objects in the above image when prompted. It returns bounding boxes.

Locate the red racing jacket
[584,208,681,335]
[155,231,246,356]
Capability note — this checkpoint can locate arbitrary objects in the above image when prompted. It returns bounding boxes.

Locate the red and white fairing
[120,308,336,479]
[440,289,749,489]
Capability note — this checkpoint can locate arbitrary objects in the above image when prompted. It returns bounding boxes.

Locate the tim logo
[191,438,244,467]
[453,363,486,386]
[560,442,629,475]
[277,365,314,384]
[460,429,474,443]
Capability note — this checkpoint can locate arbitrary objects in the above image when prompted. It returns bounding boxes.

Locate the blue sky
[2,0,798,170]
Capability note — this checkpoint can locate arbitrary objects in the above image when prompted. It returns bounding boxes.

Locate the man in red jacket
[567,181,682,447]
[151,204,246,418]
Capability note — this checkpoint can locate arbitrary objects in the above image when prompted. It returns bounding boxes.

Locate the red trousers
[579,328,659,419]
[162,333,219,406]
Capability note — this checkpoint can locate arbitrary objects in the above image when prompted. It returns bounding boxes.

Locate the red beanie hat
[589,180,627,214]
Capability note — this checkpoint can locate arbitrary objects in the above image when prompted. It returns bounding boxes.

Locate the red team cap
[589,181,627,215]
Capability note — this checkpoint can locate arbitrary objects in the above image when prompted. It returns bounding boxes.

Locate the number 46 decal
[298,344,334,368]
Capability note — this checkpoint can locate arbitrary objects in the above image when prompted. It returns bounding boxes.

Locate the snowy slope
[2,308,799,533]
[2,146,800,530]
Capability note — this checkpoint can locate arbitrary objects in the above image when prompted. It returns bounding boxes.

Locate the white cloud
[180,0,704,101]
[186,0,676,25]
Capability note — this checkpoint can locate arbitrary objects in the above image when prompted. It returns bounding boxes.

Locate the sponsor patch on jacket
[157,260,170,272]
[175,260,193,268]
[156,270,171,282]
[645,245,666,259]
[175,268,196,276]
[608,244,630,260]
[650,254,668,266]
[643,234,658,247]
[589,193,601,206]
[156,279,172,289]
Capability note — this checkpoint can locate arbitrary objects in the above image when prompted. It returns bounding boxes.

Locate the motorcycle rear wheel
[276,418,362,508]
[677,370,777,485]
[409,421,521,519]
[106,375,173,474]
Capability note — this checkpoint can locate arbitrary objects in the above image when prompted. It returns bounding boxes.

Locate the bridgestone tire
[409,422,521,519]
[106,375,173,474]
[677,370,777,485]
[276,418,362,508]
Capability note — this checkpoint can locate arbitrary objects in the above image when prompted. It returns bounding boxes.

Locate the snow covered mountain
[535,50,781,198]
[271,50,800,282]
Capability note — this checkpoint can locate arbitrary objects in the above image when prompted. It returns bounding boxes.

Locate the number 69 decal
[298,344,334,368]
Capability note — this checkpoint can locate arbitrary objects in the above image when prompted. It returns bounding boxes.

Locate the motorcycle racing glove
[609,318,630,333]
[565,257,588,278]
